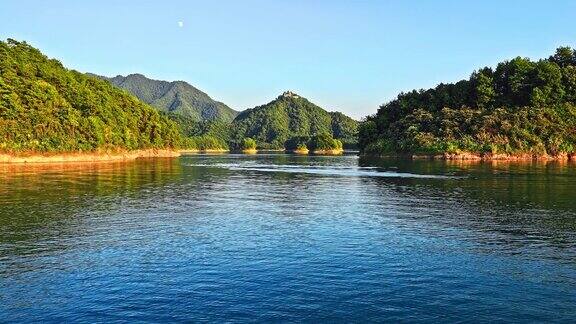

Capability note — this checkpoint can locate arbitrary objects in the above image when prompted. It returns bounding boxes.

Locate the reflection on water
[0,154,575,322]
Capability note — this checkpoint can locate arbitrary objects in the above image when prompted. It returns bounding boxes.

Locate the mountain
[232,91,358,149]
[96,73,238,123]
[0,39,181,153]
[359,47,576,158]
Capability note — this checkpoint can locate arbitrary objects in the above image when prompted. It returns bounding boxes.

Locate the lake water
[1,154,575,322]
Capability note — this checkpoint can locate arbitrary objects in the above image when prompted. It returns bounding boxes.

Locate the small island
[284,134,343,155]
[239,138,257,154]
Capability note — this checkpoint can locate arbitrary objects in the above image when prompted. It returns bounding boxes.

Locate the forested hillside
[0,39,181,153]
[165,113,231,150]
[360,47,576,157]
[0,39,359,155]
[232,91,358,149]
[97,73,238,123]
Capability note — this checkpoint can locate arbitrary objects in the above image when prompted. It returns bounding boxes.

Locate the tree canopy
[359,47,576,156]
[0,39,358,155]
[96,73,238,123]
[232,92,358,149]
[0,39,181,153]
[240,138,257,150]
[308,133,343,151]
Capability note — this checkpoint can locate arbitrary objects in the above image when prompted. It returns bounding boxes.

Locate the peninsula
[359,47,576,160]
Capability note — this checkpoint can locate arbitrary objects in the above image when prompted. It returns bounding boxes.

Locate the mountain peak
[280,91,300,99]
[97,73,238,123]
[125,73,147,79]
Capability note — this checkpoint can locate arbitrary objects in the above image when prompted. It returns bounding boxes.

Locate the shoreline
[289,148,310,155]
[311,149,344,155]
[286,148,344,155]
[179,149,229,154]
[0,149,180,164]
[362,152,576,161]
[258,149,285,152]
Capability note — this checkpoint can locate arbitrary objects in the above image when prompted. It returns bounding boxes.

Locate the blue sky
[1,0,575,119]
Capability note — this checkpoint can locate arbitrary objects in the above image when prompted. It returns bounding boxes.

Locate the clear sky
[1,0,575,119]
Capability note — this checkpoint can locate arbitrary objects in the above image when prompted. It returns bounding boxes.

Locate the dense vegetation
[308,133,343,151]
[284,133,342,152]
[96,73,238,123]
[99,78,357,152]
[232,92,358,149]
[240,138,257,151]
[360,47,576,157]
[165,113,230,150]
[0,39,181,153]
[284,136,310,151]
[0,39,358,155]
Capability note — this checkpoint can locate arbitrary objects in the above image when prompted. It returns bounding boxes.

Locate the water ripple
[0,155,575,322]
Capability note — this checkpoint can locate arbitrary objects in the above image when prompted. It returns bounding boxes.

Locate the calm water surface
[1,154,575,322]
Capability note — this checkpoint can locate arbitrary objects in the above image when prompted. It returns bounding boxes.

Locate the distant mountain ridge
[94,73,238,123]
[232,91,359,149]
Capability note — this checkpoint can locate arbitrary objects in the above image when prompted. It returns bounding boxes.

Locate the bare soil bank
[290,148,310,155]
[367,152,576,161]
[179,149,229,154]
[285,148,344,155]
[0,149,180,164]
[311,149,344,155]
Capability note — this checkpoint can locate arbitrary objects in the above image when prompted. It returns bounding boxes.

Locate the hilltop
[232,91,358,149]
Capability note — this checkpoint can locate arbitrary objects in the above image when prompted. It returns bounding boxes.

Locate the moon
[178,21,184,28]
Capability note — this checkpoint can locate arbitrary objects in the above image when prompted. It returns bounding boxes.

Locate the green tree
[471,68,495,108]
[241,138,257,150]
[308,133,343,151]
[550,47,575,67]
[284,136,310,151]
